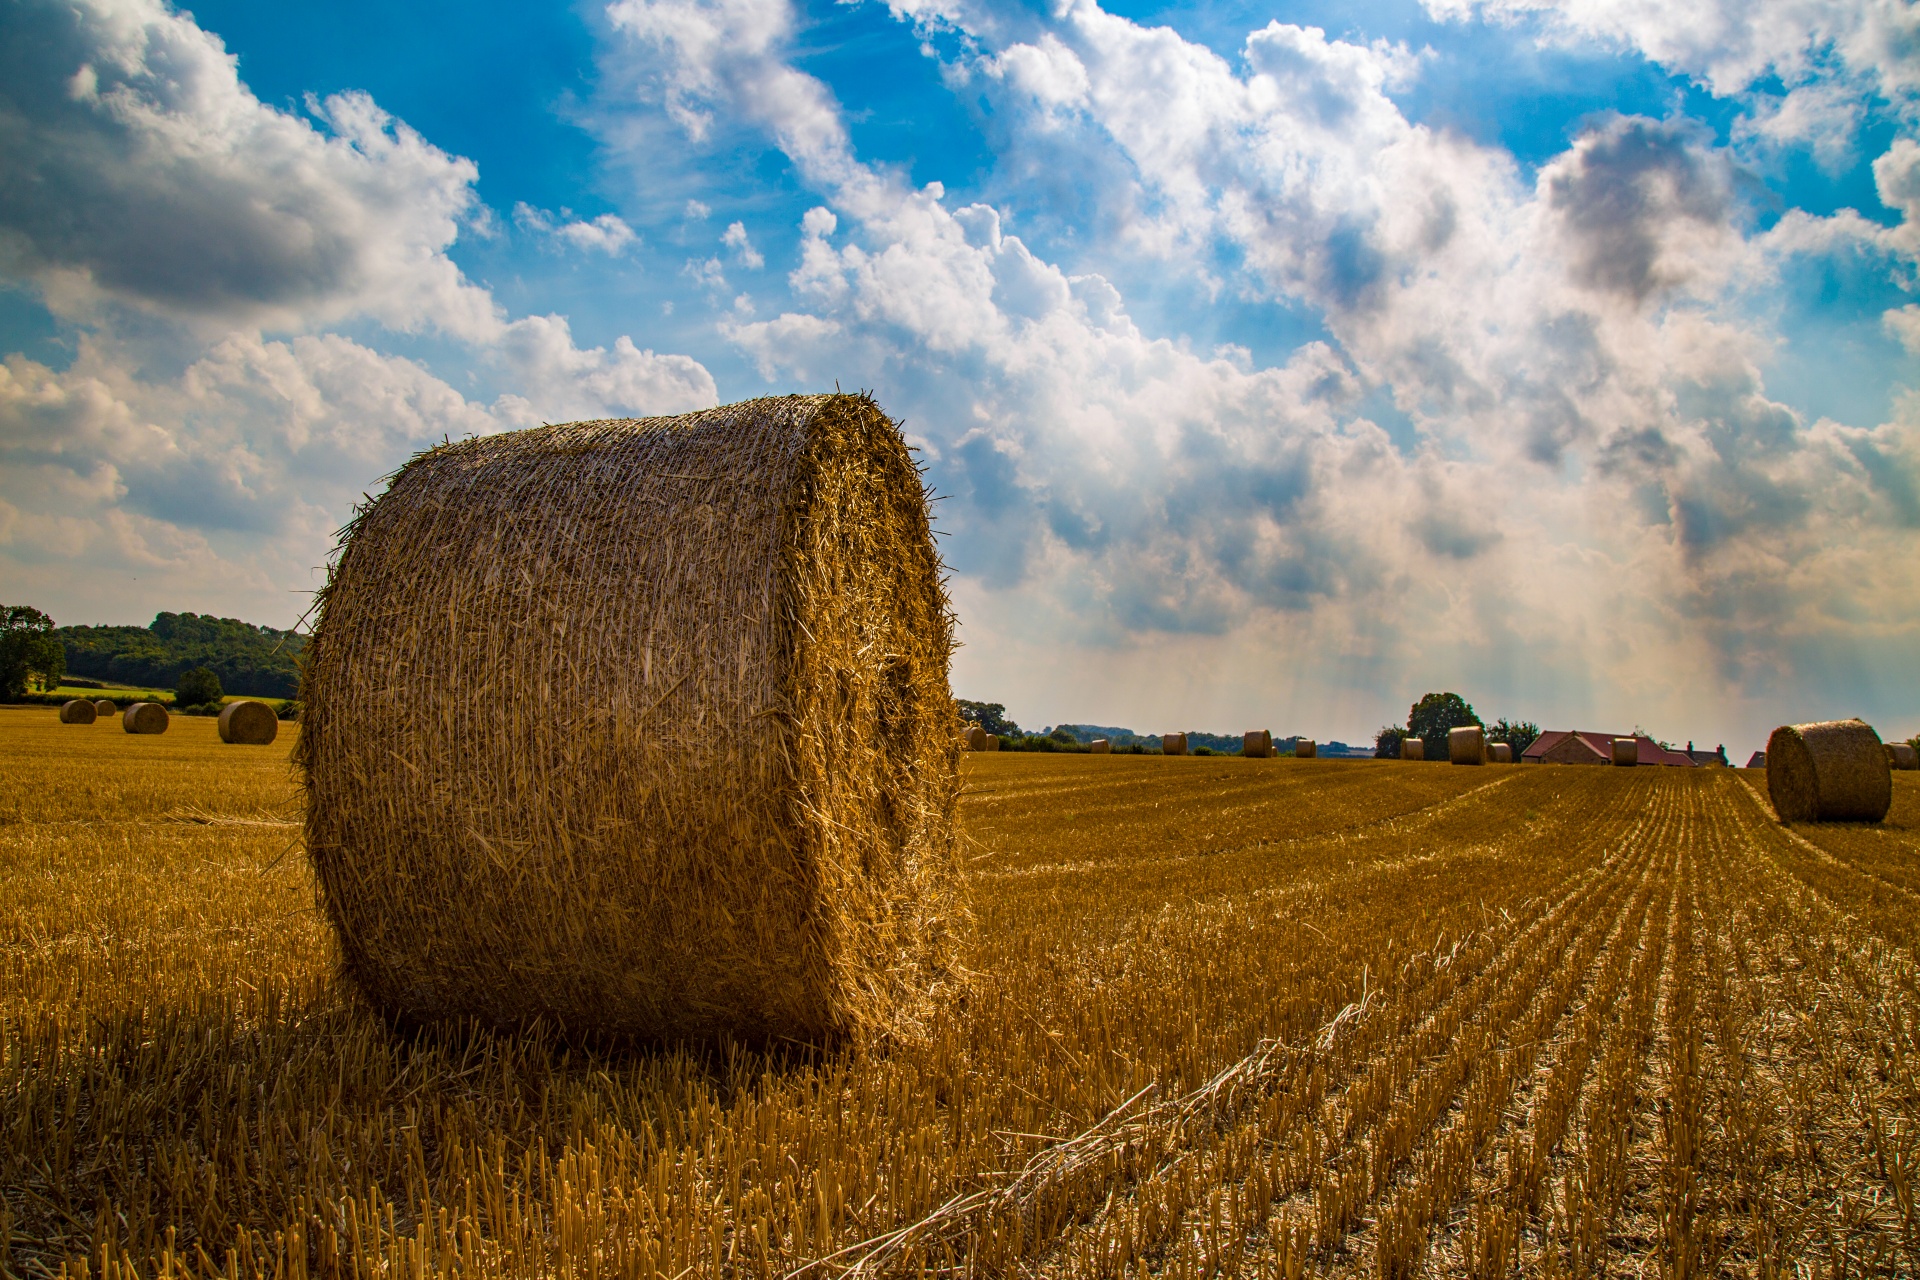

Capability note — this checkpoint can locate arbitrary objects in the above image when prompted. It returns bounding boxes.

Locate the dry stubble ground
[1,707,1917,1279]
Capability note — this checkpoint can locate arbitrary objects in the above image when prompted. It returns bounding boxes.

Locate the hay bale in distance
[218,700,280,745]
[966,726,996,752]
[1162,733,1188,756]
[1401,737,1425,761]
[1611,737,1638,767]
[1885,742,1917,771]
[58,699,96,725]
[93,699,117,717]
[1449,725,1485,766]
[1767,719,1892,823]
[1243,730,1273,758]
[122,703,169,735]
[1295,738,1317,759]
[297,394,963,1044]
[1089,738,1111,755]
[1489,742,1513,763]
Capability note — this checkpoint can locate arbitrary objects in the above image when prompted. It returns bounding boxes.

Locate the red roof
[1520,730,1697,767]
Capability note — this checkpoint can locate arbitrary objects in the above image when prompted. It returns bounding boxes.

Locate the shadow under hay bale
[1162,733,1188,756]
[1611,738,1638,767]
[1449,725,1485,765]
[1242,730,1272,758]
[122,703,168,735]
[218,699,280,745]
[1401,737,1424,761]
[58,699,96,725]
[298,393,965,1045]
[1767,719,1892,823]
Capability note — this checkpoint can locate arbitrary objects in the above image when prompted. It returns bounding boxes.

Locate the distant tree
[1408,692,1481,759]
[1374,726,1407,759]
[1486,719,1541,755]
[0,604,64,699]
[956,698,1021,738]
[1047,726,1076,745]
[175,666,224,709]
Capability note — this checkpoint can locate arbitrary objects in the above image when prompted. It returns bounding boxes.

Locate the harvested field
[2,709,1918,1278]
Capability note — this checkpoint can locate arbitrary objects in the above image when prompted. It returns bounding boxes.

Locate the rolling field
[3,707,1918,1279]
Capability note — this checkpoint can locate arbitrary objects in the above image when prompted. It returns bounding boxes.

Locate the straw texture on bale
[966,726,999,752]
[218,700,280,745]
[1089,738,1111,755]
[122,703,168,735]
[1401,737,1424,761]
[1295,739,1317,759]
[58,699,96,725]
[1886,742,1917,771]
[1489,742,1513,763]
[1242,730,1272,758]
[1449,725,1485,766]
[1162,733,1188,756]
[93,699,117,717]
[297,393,965,1044]
[1611,737,1638,767]
[1766,719,1892,824]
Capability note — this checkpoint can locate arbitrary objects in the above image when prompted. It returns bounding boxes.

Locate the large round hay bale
[1611,737,1638,767]
[1884,742,1917,771]
[1089,738,1111,755]
[297,394,963,1043]
[1401,736,1424,761]
[1162,733,1188,756]
[966,726,994,752]
[93,699,117,717]
[59,699,97,724]
[1766,719,1892,823]
[1295,738,1317,759]
[1489,742,1513,763]
[1242,730,1272,758]
[122,703,169,735]
[1449,725,1485,765]
[218,700,280,745]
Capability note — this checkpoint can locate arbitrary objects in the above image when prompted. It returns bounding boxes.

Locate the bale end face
[1162,733,1188,756]
[1295,739,1317,759]
[93,699,117,717]
[1767,719,1892,823]
[218,700,280,745]
[59,699,97,725]
[1242,730,1272,758]
[1401,737,1425,761]
[122,703,169,735]
[1448,725,1485,765]
[965,726,993,752]
[1611,738,1638,767]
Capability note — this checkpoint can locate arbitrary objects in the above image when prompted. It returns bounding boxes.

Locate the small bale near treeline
[1449,725,1485,765]
[1243,730,1272,758]
[1295,738,1317,759]
[218,700,280,745]
[1887,742,1917,771]
[1611,737,1638,767]
[298,394,965,1044]
[1489,742,1513,763]
[1767,719,1892,824]
[1089,738,1111,755]
[58,699,96,725]
[1163,733,1188,756]
[93,699,117,717]
[1401,737,1425,761]
[122,703,168,735]
[966,726,999,752]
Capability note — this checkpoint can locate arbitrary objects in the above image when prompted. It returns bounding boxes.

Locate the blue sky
[1,0,1916,755]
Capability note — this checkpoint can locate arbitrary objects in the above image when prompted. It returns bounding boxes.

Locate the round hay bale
[297,394,964,1044]
[1766,719,1892,823]
[1242,730,1272,758]
[966,725,993,752]
[1889,742,1918,771]
[1295,738,1317,759]
[1401,736,1424,761]
[1089,738,1111,755]
[218,699,280,745]
[1162,732,1188,756]
[1611,737,1638,767]
[59,699,97,725]
[93,699,117,717]
[1489,742,1513,763]
[1449,725,1485,766]
[122,702,169,735]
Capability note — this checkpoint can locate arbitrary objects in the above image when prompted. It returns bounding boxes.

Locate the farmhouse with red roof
[1520,731,1700,767]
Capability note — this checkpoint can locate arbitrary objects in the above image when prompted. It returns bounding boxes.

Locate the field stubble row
[0,710,1917,1278]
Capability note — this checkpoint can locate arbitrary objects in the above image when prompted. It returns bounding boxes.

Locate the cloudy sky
[1,0,1916,753]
